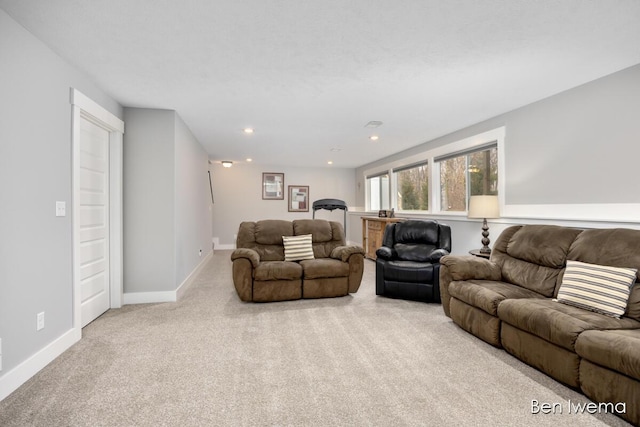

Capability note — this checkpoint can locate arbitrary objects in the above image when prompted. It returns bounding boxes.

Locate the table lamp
[468,195,500,254]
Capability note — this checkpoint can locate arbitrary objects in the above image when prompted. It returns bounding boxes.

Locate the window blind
[434,141,497,163]
[392,160,428,173]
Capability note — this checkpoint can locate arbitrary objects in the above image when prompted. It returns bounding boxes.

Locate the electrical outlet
[199,249,202,257]
[37,312,45,331]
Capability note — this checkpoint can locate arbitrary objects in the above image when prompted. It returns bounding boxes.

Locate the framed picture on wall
[262,172,284,200]
[288,185,309,212]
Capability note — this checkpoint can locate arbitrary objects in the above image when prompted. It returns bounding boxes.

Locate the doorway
[70,89,124,329]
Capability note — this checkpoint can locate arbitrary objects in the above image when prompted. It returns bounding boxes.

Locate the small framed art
[288,185,309,212]
[262,172,284,200]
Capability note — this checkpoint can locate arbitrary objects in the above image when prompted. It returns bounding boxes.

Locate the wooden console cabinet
[361,216,404,260]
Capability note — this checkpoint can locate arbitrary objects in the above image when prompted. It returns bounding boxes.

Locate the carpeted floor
[0,251,631,426]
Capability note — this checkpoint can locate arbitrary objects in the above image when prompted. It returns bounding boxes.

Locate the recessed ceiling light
[246,158,253,162]
[221,161,233,168]
[365,121,383,128]
[243,128,254,134]
[327,161,333,165]
[369,135,379,141]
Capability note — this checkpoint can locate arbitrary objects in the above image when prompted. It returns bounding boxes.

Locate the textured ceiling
[2,0,640,168]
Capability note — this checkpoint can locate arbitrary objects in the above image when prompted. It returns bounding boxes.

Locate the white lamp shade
[468,195,500,219]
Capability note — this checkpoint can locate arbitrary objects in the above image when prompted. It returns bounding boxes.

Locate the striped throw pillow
[283,234,314,261]
[555,260,637,318]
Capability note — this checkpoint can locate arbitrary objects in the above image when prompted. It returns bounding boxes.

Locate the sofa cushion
[506,225,581,268]
[497,298,640,351]
[575,329,640,381]
[556,260,636,318]
[382,260,433,283]
[499,258,564,298]
[567,228,640,282]
[626,284,640,322]
[255,220,294,245]
[283,234,314,261]
[394,220,439,244]
[294,219,334,242]
[394,243,436,262]
[491,225,582,297]
[254,261,303,281]
[300,258,349,279]
[294,219,345,259]
[566,228,640,320]
[449,280,546,316]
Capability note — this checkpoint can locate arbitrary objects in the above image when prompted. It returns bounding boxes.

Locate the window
[394,162,428,211]
[367,173,390,210]
[437,143,498,212]
[363,127,504,213]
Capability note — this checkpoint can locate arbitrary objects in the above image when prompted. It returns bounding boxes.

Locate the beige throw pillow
[283,234,314,261]
[555,260,637,318]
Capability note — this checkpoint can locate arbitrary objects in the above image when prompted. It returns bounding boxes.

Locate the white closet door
[79,117,110,327]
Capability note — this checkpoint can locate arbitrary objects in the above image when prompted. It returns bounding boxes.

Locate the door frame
[70,88,124,335]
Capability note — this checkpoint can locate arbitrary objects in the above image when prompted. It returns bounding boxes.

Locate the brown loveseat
[440,225,640,425]
[230,219,365,302]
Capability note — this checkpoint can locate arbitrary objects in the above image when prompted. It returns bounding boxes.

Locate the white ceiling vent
[365,121,383,128]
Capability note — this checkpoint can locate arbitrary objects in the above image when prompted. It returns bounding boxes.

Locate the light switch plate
[37,312,45,331]
[56,201,66,217]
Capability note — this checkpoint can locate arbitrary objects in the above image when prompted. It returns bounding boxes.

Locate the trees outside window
[365,129,503,213]
[439,145,497,212]
[395,163,428,211]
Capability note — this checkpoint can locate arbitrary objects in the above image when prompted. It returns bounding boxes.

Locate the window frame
[363,127,505,215]
[365,171,391,211]
[393,160,430,212]
[434,142,498,213]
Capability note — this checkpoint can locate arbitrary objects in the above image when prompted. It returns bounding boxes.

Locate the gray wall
[174,115,213,285]
[0,9,122,375]
[355,63,640,255]
[357,63,640,207]
[123,108,212,294]
[505,64,640,204]
[123,108,176,293]
[211,163,356,246]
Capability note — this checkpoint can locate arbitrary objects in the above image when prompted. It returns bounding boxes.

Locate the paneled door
[79,117,110,327]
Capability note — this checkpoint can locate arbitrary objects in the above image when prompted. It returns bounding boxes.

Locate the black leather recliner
[375,220,451,303]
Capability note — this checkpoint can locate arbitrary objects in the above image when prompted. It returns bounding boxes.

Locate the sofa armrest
[230,248,260,268]
[330,245,365,262]
[375,246,396,260]
[439,255,502,317]
[429,248,450,263]
[330,245,365,294]
[440,255,502,281]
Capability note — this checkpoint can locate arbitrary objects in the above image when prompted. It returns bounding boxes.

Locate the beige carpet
[0,251,631,426]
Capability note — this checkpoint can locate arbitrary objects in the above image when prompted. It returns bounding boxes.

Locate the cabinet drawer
[368,221,382,231]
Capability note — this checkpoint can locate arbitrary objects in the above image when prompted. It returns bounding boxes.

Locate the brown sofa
[230,219,365,302]
[440,225,640,425]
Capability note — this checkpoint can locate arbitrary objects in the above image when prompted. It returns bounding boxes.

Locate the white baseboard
[176,251,212,300]
[0,328,80,401]
[0,252,215,402]
[213,237,235,250]
[123,291,177,304]
[123,251,214,305]
[215,244,235,250]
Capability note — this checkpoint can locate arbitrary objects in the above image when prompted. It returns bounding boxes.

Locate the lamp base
[479,218,491,254]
